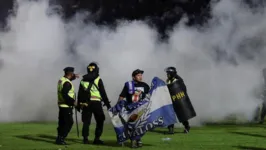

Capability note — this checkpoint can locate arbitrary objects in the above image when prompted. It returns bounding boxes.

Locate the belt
[90,98,101,101]
[91,96,101,101]
[58,104,73,108]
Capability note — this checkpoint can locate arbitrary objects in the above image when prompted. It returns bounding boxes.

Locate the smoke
[0,0,265,126]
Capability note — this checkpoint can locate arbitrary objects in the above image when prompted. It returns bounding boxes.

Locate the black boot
[83,137,89,144]
[55,136,60,144]
[165,124,174,134]
[182,121,190,134]
[55,136,67,145]
[93,138,104,145]
[169,127,174,134]
[165,126,174,134]
[184,126,190,134]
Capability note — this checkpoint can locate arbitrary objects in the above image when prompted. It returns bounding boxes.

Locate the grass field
[1,122,266,150]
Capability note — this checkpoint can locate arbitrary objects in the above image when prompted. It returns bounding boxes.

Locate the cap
[63,67,74,73]
[132,69,144,77]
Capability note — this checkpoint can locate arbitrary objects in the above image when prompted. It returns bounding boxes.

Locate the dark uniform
[257,68,266,123]
[119,69,150,148]
[77,62,111,145]
[165,67,196,134]
[56,67,78,145]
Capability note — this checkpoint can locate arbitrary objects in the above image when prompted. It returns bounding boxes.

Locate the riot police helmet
[165,66,177,78]
[165,67,177,73]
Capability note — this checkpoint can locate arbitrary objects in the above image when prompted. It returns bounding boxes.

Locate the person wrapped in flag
[109,75,178,148]
[118,69,150,148]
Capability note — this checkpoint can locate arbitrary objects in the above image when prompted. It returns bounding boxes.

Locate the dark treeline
[0,0,264,38]
[50,0,211,38]
[0,0,211,38]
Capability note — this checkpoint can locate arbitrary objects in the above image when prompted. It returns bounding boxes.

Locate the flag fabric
[108,77,177,143]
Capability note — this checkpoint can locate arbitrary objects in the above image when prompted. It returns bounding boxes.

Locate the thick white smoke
[0,0,265,126]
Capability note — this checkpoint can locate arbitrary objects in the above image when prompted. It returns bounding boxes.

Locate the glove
[75,106,81,112]
[103,100,111,109]
[106,104,111,110]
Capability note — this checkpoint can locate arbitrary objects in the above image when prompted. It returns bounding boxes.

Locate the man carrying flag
[118,69,150,148]
[109,70,177,148]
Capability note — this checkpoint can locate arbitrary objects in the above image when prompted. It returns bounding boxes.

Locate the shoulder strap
[92,77,100,91]
[126,81,135,94]
[86,81,94,92]
[85,78,100,92]
[91,82,100,91]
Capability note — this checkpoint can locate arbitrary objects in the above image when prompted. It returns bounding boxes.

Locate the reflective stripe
[167,78,177,84]
[91,96,101,101]
[59,104,71,108]
[91,99,101,101]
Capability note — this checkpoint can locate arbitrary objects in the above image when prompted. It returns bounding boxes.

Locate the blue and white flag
[108,77,177,143]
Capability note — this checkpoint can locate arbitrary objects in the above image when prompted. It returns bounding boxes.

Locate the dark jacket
[119,80,150,104]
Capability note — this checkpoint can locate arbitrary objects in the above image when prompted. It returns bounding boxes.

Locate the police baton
[74,93,79,137]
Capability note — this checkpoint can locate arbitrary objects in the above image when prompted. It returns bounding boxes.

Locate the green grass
[1,122,266,150]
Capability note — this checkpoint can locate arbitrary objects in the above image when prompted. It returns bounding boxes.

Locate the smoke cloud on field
[0,0,266,126]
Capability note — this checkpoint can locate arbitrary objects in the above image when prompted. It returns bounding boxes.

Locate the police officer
[258,68,266,124]
[56,67,79,145]
[77,62,111,145]
[118,69,150,148]
[165,66,196,134]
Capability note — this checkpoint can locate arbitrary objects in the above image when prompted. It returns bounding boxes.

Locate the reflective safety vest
[80,76,101,101]
[57,76,75,108]
[167,78,177,84]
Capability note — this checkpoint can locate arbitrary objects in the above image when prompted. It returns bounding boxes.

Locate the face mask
[70,74,76,81]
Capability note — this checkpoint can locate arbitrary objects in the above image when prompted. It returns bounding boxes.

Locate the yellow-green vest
[57,76,75,107]
[167,78,177,84]
[80,76,101,101]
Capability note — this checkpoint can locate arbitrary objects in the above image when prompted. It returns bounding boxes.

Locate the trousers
[168,120,190,129]
[57,107,74,138]
[81,101,105,139]
[260,101,266,121]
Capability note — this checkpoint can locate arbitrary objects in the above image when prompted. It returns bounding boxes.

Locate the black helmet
[165,67,177,73]
[165,66,177,79]
[87,62,99,74]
